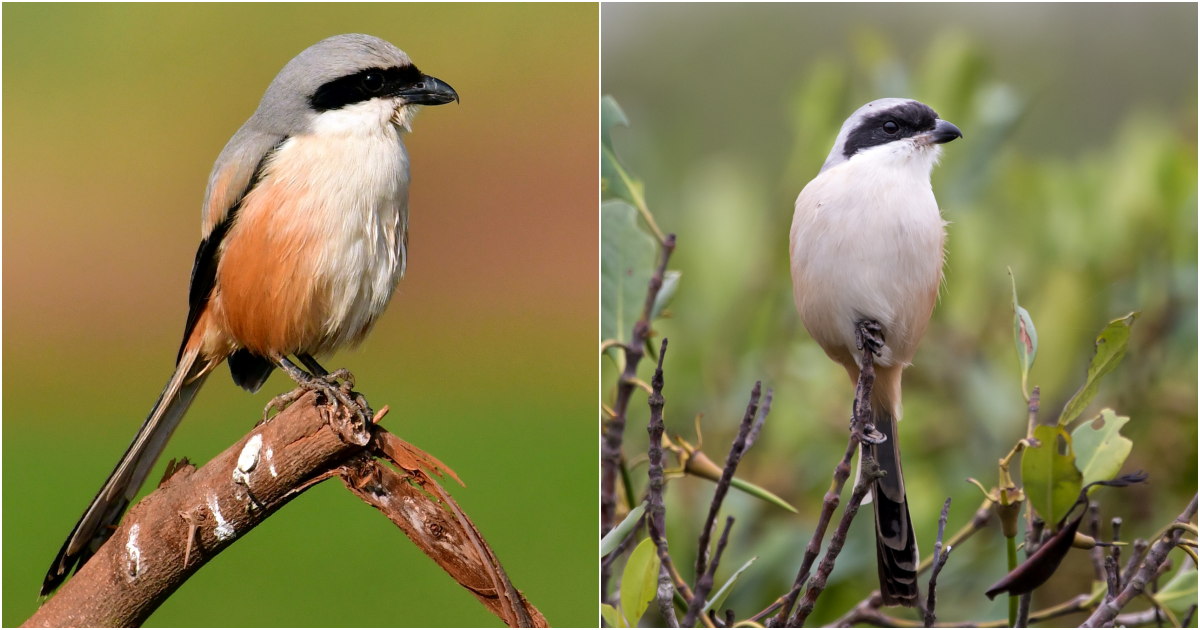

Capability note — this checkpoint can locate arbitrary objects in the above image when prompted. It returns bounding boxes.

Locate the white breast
[267,100,410,354]
[789,141,947,367]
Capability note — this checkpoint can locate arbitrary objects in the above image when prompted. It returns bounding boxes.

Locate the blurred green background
[603,3,1196,626]
[5,4,596,626]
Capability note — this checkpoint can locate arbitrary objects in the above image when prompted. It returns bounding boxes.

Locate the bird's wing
[177,129,285,363]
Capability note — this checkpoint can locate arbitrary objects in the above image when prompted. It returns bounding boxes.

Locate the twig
[1182,604,1197,628]
[24,393,542,628]
[1111,517,1123,592]
[683,517,735,628]
[602,233,676,597]
[788,455,884,627]
[772,339,887,627]
[1122,539,1150,587]
[828,561,1180,629]
[769,436,858,627]
[647,338,679,627]
[1090,501,1106,581]
[1082,494,1198,627]
[1103,555,1120,605]
[925,498,954,627]
[695,382,761,580]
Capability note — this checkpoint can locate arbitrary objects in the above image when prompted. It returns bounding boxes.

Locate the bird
[42,33,458,596]
[788,98,961,607]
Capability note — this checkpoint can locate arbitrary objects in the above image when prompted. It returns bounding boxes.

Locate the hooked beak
[395,74,459,106]
[924,119,962,145]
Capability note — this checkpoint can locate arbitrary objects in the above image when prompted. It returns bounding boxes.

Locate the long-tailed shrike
[789,98,961,607]
[43,33,458,595]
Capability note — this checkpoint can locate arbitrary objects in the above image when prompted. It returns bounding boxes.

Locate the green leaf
[1021,424,1083,530]
[620,537,661,626]
[1158,568,1198,616]
[600,603,625,628]
[601,201,657,362]
[601,96,663,242]
[601,500,647,557]
[1071,409,1133,489]
[706,556,758,615]
[650,270,681,321]
[601,95,628,154]
[601,96,645,211]
[729,477,798,513]
[1009,268,1038,399]
[1058,313,1139,426]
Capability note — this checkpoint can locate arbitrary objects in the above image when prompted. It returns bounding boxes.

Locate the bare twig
[647,338,680,627]
[925,498,953,628]
[1082,494,1198,627]
[1122,539,1150,587]
[789,455,884,627]
[828,560,1179,628]
[695,382,761,580]
[602,233,676,597]
[772,339,887,628]
[683,517,735,628]
[25,393,542,628]
[1110,517,1123,592]
[1103,555,1120,604]
[1182,604,1197,628]
[769,436,858,627]
[1090,501,1106,581]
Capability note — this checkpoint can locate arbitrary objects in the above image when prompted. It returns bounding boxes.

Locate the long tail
[868,407,920,607]
[42,348,211,595]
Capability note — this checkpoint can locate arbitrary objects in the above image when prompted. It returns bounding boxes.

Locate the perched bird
[42,34,458,595]
[789,98,961,607]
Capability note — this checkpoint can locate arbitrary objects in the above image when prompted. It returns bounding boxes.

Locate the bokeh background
[5,4,596,626]
[603,3,1196,626]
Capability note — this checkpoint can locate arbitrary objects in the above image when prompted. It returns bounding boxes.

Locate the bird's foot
[855,320,885,357]
[264,365,373,445]
[848,403,888,446]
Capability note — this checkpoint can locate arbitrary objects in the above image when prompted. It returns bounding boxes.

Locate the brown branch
[788,455,883,627]
[820,496,993,630]
[1110,517,1123,592]
[647,338,679,627]
[925,498,954,628]
[25,392,542,628]
[683,516,735,628]
[602,233,676,597]
[771,339,885,628]
[1082,493,1198,627]
[695,382,761,580]
[1089,501,1106,581]
[828,543,1178,629]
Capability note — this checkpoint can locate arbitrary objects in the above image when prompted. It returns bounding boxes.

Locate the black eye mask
[842,101,939,160]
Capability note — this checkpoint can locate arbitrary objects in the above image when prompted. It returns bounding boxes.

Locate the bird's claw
[855,320,885,356]
[260,368,372,443]
[856,423,887,445]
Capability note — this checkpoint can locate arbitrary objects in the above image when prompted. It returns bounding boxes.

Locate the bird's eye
[362,72,385,93]
[883,121,899,134]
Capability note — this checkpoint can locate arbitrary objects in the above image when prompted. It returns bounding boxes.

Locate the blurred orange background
[4,3,596,626]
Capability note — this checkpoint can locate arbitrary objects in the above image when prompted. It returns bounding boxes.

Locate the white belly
[789,150,946,368]
[269,123,410,354]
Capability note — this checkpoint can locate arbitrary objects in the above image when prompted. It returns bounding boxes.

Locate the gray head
[248,34,458,135]
[819,98,961,173]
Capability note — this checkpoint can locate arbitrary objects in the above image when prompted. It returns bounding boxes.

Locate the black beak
[930,119,962,144]
[396,74,459,105]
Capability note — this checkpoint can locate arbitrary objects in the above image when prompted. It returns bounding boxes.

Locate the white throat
[310,98,419,135]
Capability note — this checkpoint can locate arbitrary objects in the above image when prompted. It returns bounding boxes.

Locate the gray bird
[43,33,458,595]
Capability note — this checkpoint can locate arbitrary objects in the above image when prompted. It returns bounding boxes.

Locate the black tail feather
[870,410,920,607]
